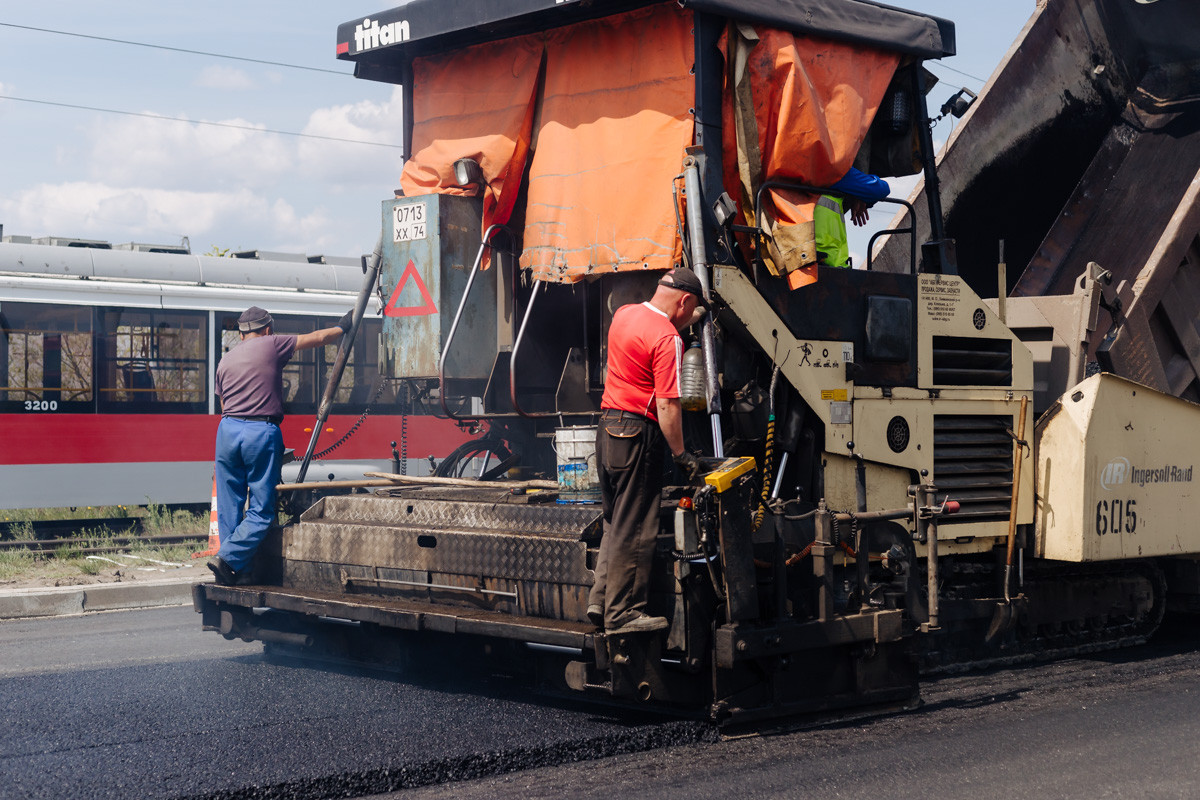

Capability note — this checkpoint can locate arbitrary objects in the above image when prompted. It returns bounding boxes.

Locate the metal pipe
[509,279,558,418]
[832,507,912,524]
[682,156,724,456]
[438,224,509,422]
[1001,395,1030,602]
[853,453,869,609]
[342,573,519,600]
[296,232,382,483]
[770,451,790,499]
[361,471,558,491]
[917,484,940,631]
[526,642,584,657]
[251,628,315,648]
[912,67,947,244]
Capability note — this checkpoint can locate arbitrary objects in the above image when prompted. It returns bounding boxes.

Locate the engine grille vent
[933,415,1013,526]
[932,336,1012,386]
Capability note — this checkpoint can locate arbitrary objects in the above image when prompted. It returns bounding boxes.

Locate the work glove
[673,449,702,482]
[337,310,354,335]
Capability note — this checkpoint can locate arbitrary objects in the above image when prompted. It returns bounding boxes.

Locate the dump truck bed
[873,0,1200,400]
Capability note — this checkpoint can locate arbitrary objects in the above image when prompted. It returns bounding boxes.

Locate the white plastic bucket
[554,426,599,504]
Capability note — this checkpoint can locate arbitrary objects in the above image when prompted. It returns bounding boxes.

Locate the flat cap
[238,305,273,333]
[658,268,708,307]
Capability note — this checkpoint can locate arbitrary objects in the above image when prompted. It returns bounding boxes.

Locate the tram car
[0,235,476,511]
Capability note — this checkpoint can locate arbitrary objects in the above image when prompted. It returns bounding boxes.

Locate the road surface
[3,607,1200,799]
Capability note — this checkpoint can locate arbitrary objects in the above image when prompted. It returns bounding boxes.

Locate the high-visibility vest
[814,195,850,268]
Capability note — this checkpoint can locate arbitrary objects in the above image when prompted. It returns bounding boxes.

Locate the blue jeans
[215,417,283,572]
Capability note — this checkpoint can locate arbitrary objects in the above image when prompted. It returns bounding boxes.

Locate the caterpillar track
[919,560,1167,674]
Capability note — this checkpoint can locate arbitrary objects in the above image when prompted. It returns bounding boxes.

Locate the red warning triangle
[384,259,438,317]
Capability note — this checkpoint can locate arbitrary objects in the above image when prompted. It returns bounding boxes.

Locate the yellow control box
[702,456,757,493]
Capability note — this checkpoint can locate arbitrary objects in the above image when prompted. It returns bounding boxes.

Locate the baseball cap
[658,268,709,307]
[238,306,273,332]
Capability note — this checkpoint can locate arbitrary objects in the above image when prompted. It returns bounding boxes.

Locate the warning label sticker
[919,276,960,323]
[383,260,437,317]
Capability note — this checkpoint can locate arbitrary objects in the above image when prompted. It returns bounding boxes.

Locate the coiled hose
[752,365,781,531]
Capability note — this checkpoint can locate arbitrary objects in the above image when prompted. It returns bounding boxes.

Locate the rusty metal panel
[282,494,600,620]
[1109,227,1200,402]
[318,494,603,540]
[286,522,594,585]
[379,193,496,380]
[199,582,592,647]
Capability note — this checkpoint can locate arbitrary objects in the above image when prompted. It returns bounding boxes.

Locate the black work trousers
[588,411,665,630]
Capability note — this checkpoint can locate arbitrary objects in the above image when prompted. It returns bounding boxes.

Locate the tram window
[216,312,320,416]
[97,308,207,413]
[325,317,383,412]
[0,302,94,412]
[214,312,382,416]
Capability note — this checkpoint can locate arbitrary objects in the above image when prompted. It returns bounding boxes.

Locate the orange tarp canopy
[723,27,898,287]
[399,37,542,237]
[400,2,692,283]
[520,4,693,283]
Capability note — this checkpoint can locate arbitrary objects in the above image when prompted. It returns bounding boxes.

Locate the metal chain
[312,379,389,460]
[400,412,408,476]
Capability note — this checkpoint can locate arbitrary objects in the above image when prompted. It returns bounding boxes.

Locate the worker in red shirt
[587,268,704,634]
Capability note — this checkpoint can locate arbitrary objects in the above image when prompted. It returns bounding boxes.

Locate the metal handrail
[509,279,561,418]
[752,180,918,274]
[437,224,512,422]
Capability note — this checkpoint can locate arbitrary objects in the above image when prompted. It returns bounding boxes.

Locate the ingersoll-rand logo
[1096,456,1193,536]
[1100,456,1193,490]
[1100,457,1130,490]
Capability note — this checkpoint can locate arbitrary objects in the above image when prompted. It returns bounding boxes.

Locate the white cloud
[82,87,405,196]
[1,88,407,257]
[296,87,406,185]
[86,114,294,190]
[0,181,358,255]
[194,65,256,91]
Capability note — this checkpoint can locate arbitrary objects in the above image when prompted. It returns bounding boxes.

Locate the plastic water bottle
[680,341,707,412]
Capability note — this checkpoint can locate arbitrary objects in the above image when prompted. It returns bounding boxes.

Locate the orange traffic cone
[192,476,220,558]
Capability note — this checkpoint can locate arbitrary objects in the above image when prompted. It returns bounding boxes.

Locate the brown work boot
[207,556,237,586]
[607,614,669,635]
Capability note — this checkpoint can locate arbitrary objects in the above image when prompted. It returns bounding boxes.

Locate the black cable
[0,95,403,148]
[312,380,389,460]
[0,21,349,75]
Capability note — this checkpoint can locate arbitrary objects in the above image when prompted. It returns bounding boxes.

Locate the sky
[0,1,1036,261]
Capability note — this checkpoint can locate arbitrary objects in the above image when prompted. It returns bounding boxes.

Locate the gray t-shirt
[215,334,298,418]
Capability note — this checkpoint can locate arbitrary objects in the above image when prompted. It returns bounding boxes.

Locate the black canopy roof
[337,0,955,75]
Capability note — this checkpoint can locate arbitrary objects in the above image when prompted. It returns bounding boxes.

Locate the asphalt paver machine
[196,0,1200,725]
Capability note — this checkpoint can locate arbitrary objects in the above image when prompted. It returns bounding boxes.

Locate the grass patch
[0,502,210,584]
[131,542,205,563]
[0,550,34,581]
[76,558,105,576]
[9,522,35,542]
[3,505,135,523]
[54,543,86,561]
[142,503,207,539]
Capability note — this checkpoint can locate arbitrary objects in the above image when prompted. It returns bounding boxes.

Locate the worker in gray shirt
[208,305,351,585]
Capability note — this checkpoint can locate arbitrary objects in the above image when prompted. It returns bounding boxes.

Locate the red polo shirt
[601,302,682,422]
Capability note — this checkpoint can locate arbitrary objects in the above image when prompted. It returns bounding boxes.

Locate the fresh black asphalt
[0,607,711,799]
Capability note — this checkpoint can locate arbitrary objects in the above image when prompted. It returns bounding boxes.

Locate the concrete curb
[0,577,205,620]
